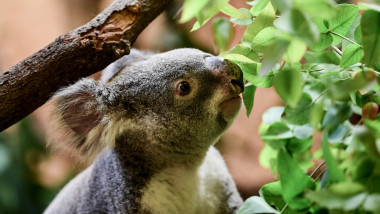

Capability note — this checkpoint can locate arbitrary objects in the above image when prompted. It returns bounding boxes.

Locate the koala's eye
[176,81,191,96]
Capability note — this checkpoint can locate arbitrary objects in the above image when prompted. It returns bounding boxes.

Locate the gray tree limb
[0,0,172,132]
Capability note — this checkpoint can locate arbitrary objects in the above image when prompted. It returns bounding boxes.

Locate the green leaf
[293,125,314,139]
[274,67,303,108]
[275,9,319,45]
[259,144,279,170]
[282,93,313,125]
[340,44,363,68]
[361,10,380,71]
[304,51,340,65]
[328,4,359,45]
[251,27,280,52]
[359,2,380,13]
[293,0,336,18]
[191,0,230,30]
[322,102,352,128]
[262,122,293,141]
[290,9,319,44]
[228,44,260,62]
[262,106,285,124]
[259,181,287,210]
[260,39,289,77]
[212,17,234,51]
[287,137,313,154]
[222,54,257,63]
[363,194,380,212]
[329,181,365,196]
[270,0,292,13]
[321,132,345,184]
[283,39,307,63]
[221,3,250,19]
[328,124,348,143]
[243,84,257,117]
[306,190,366,211]
[239,63,274,88]
[191,21,202,31]
[308,33,333,51]
[230,8,253,26]
[180,0,209,23]
[330,73,369,100]
[278,148,316,210]
[311,101,324,130]
[249,0,269,16]
[354,25,362,44]
[243,2,275,43]
[237,196,280,214]
[311,17,328,33]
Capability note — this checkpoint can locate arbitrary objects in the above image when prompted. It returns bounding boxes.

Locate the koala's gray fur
[45,48,244,214]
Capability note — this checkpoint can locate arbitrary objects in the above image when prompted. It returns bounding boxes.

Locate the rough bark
[0,0,172,132]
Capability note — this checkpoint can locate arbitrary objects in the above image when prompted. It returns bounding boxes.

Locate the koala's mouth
[220,95,241,105]
[219,95,242,121]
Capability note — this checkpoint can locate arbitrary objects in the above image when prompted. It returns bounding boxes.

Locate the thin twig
[331,45,343,56]
[329,31,361,47]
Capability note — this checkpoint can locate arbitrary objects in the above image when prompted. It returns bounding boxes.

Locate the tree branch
[0,0,172,132]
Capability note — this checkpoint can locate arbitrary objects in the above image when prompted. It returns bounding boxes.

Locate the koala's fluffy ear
[49,78,114,162]
[101,49,149,83]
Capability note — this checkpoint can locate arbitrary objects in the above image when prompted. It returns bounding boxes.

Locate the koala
[45,48,244,214]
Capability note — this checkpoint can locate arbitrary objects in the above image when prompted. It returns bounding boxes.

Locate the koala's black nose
[205,56,244,93]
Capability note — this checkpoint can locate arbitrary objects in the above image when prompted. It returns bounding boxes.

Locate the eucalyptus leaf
[283,39,307,63]
[358,2,380,13]
[237,196,280,214]
[363,194,380,212]
[243,2,275,43]
[251,27,280,52]
[340,44,363,68]
[328,4,359,45]
[311,101,325,130]
[278,148,316,210]
[361,10,380,71]
[354,25,362,44]
[212,17,234,51]
[221,3,250,19]
[250,0,269,16]
[239,63,274,88]
[180,0,209,23]
[287,137,313,154]
[308,33,333,51]
[282,93,313,125]
[274,67,303,107]
[306,189,366,211]
[228,44,260,62]
[230,8,253,26]
[243,84,257,117]
[259,39,289,77]
[259,144,279,169]
[259,181,287,210]
[321,132,345,184]
[262,106,285,124]
[262,122,293,141]
[293,0,336,18]
[222,54,257,63]
[275,9,319,45]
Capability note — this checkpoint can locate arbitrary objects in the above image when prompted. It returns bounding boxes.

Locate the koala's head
[50,49,243,164]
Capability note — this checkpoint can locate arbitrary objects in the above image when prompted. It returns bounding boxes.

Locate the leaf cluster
[181,0,380,213]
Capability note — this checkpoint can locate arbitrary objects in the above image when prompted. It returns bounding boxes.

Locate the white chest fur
[140,147,231,214]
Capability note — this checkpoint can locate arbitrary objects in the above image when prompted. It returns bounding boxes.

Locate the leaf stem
[280,204,289,214]
[328,31,361,47]
[331,45,342,56]
[312,88,328,105]
[310,161,326,178]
